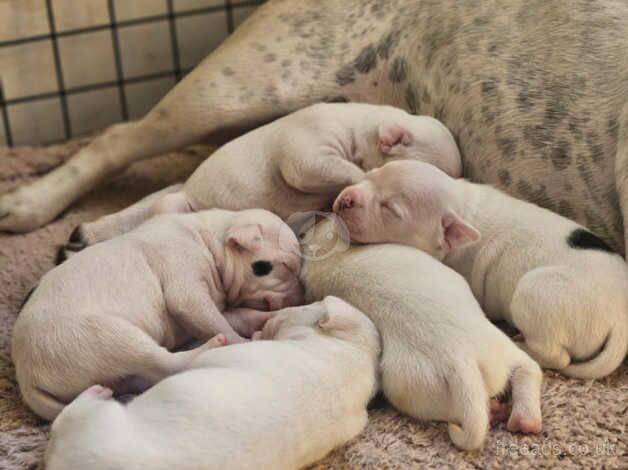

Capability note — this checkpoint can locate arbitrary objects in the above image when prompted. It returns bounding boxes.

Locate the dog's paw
[0,188,52,233]
[65,225,88,250]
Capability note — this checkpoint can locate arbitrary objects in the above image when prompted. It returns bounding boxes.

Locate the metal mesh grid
[0,0,263,146]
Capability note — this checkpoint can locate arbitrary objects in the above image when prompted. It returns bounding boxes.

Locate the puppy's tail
[562,321,627,379]
[20,384,67,421]
[447,364,489,451]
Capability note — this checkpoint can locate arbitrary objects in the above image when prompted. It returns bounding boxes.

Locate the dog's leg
[614,104,628,257]
[0,0,389,232]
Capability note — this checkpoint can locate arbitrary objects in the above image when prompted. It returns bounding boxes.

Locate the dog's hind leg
[0,0,387,233]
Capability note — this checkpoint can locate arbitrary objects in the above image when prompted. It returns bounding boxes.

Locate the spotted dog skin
[1,0,627,256]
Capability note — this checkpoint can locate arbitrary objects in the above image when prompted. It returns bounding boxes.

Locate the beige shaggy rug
[0,136,626,469]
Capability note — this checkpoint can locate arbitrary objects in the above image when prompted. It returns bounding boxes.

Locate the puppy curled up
[335,160,628,378]
[12,208,302,420]
[45,297,380,470]
[299,216,542,450]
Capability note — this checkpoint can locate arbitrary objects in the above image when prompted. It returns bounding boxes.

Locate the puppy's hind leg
[447,363,489,450]
[506,357,543,434]
[59,184,186,259]
[509,267,573,371]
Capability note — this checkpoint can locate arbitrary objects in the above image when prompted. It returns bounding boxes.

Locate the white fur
[11,208,302,420]
[44,297,380,470]
[299,218,542,450]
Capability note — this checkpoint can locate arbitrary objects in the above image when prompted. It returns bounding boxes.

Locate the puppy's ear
[318,296,355,331]
[378,122,412,155]
[439,211,480,251]
[226,224,263,252]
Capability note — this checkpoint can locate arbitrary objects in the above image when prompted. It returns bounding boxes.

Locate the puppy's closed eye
[380,201,401,218]
[251,260,273,276]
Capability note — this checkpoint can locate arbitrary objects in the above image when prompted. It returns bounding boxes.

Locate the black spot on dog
[585,131,604,164]
[251,261,273,277]
[388,57,408,83]
[404,85,418,114]
[323,95,349,103]
[550,141,571,170]
[481,80,497,96]
[19,285,37,310]
[498,169,512,186]
[221,67,236,76]
[516,92,533,112]
[335,64,356,86]
[264,53,277,63]
[353,45,377,74]
[558,200,575,219]
[376,30,400,60]
[567,228,614,253]
[497,137,517,159]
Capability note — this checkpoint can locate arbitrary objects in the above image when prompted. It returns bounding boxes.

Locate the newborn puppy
[71,102,461,248]
[300,217,542,450]
[335,160,628,379]
[12,208,302,421]
[45,297,380,470]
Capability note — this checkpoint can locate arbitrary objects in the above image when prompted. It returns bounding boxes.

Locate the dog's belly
[293,0,628,251]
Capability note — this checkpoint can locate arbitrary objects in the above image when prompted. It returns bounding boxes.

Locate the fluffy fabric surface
[0,137,625,469]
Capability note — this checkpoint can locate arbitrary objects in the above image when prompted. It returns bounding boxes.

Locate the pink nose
[334,191,357,213]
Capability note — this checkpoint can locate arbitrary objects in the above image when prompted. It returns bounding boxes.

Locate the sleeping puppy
[45,297,380,470]
[299,217,542,450]
[12,208,302,421]
[335,160,628,379]
[67,102,461,250]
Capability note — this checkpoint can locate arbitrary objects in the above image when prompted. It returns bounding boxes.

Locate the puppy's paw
[507,408,542,434]
[65,225,88,251]
[79,384,114,401]
[200,334,228,351]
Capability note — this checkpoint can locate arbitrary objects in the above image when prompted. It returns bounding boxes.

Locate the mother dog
[1,0,627,254]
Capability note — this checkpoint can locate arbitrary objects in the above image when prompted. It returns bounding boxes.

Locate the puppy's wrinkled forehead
[370,160,455,201]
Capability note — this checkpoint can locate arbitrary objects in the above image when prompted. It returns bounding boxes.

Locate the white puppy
[45,297,380,470]
[299,217,542,450]
[12,208,302,421]
[69,102,461,248]
[335,160,628,378]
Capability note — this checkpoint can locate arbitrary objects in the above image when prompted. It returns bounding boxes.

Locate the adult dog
[1,0,627,255]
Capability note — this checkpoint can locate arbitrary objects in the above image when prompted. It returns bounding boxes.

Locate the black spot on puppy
[252,261,273,276]
[567,228,614,253]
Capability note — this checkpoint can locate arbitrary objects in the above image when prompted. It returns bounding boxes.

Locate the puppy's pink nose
[339,196,354,210]
[334,192,356,213]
